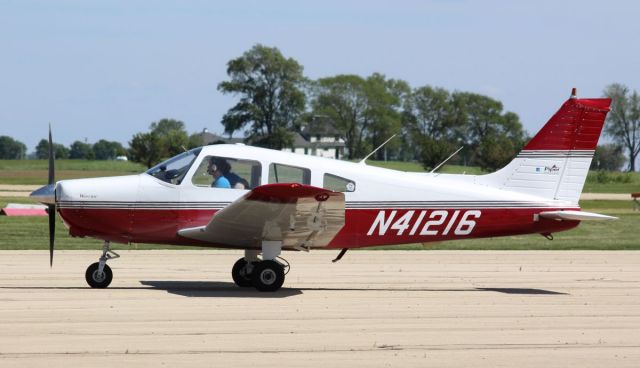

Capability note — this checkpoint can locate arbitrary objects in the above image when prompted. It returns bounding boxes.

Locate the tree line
[215,44,528,171]
[214,44,637,171]
[1,44,638,172]
[0,136,127,161]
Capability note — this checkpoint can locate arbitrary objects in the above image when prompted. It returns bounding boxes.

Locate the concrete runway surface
[0,250,639,367]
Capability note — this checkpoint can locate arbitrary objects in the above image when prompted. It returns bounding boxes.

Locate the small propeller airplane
[31,89,616,291]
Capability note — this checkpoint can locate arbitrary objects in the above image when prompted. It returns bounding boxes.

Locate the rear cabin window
[192,156,261,189]
[268,163,311,184]
[323,173,356,192]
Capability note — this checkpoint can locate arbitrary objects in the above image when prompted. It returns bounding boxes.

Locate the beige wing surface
[178,183,345,250]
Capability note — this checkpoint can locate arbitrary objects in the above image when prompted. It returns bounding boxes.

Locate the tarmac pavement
[0,250,639,367]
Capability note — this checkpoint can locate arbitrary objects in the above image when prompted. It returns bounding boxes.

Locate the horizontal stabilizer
[539,210,617,221]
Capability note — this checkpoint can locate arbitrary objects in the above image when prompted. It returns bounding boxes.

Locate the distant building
[195,117,346,159]
[193,128,244,146]
[284,116,346,159]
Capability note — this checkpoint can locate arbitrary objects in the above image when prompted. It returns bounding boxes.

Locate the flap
[539,210,617,221]
[178,183,345,249]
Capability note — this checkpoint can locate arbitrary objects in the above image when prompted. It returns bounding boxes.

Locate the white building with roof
[283,116,346,159]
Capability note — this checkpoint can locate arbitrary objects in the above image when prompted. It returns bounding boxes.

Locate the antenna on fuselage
[358,134,397,165]
[429,146,464,174]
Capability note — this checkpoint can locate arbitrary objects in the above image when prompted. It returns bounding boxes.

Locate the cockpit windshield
[145,148,202,185]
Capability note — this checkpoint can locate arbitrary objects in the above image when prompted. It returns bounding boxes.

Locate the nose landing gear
[85,241,119,288]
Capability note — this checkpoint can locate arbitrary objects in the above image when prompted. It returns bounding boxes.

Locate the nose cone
[55,175,142,203]
[30,184,56,205]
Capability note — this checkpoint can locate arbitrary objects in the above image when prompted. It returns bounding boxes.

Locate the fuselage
[55,144,579,249]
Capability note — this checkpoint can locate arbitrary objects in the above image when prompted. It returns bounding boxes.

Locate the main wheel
[231,258,253,287]
[251,260,285,292]
[85,262,113,288]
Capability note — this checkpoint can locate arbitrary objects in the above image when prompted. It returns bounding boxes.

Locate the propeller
[47,125,56,267]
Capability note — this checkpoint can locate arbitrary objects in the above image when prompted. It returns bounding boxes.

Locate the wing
[178,183,345,250]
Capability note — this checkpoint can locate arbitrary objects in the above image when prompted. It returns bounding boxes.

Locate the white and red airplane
[31,89,616,291]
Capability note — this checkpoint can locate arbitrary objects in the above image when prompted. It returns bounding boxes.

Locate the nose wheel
[85,241,119,288]
[85,262,113,288]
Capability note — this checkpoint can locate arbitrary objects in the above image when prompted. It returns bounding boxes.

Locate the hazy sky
[1,0,638,152]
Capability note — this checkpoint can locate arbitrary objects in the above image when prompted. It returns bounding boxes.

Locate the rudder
[479,89,611,204]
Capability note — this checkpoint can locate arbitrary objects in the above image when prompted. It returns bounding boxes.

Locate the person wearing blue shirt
[207,158,231,189]
[213,175,231,188]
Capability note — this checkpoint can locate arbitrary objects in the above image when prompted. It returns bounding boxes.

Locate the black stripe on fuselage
[58,200,570,210]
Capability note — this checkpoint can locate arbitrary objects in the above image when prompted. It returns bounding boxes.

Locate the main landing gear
[83,240,288,292]
[231,241,288,292]
[85,241,119,288]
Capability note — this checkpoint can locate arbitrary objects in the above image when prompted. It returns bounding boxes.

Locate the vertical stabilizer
[479,90,611,204]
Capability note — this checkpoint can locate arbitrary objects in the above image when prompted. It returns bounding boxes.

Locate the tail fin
[480,89,611,204]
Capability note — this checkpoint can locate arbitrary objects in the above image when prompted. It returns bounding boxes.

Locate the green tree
[403,86,456,168]
[591,144,625,171]
[417,136,457,171]
[160,129,189,157]
[93,139,125,160]
[364,74,408,160]
[150,119,188,156]
[0,136,27,159]
[312,75,369,159]
[150,119,186,136]
[218,44,306,149]
[128,118,188,167]
[128,132,162,168]
[311,74,406,160]
[35,139,69,159]
[451,92,504,145]
[69,141,95,160]
[475,112,526,171]
[404,86,452,139]
[188,132,204,149]
[450,92,525,168]
[603,83,640,171]
[476,133,520,171]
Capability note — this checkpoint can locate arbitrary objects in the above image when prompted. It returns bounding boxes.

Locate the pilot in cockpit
[207,158,231,188]
[208,157,249,189]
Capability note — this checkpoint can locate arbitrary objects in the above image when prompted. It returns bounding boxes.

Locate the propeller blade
[47,124,56,266]
[48,204,55,267]
[48,125,55,185]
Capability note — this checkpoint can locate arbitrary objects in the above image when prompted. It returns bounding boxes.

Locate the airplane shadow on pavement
[139,280,303,298]
[0,284,567,298]
[138,281,567,297]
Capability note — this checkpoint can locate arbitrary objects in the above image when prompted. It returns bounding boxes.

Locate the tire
[85,262,113,288]
[231,258,253,287]
[251,260,285,292]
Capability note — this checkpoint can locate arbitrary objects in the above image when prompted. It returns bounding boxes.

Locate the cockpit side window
[192,156,261,189]
[145,148,202,185]
[323,173,356,192]
[268,163,311,184]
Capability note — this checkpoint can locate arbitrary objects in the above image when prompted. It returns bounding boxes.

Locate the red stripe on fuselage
[59,207,579,248]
